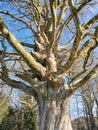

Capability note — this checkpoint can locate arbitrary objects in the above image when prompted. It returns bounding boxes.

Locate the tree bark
[38,96,72,130]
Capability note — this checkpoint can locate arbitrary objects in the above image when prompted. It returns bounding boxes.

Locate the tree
[82,79,98,130]
[0,105,36,130]
[0,0,98,130]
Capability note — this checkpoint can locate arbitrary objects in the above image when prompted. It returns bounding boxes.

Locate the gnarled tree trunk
[38,90,72,130]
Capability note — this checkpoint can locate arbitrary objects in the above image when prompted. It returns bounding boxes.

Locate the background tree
[70,78,98,130]
[82,78,98,130]
[0,0,98,130]
[0,101,37,130]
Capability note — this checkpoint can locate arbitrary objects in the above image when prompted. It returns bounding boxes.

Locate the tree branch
[58,64,98,101]
[0,74,39,102]
[58,38,98,78]
[0,10,36,34]
[72,64,98,92]
[62,0,85,73]
[57,13,98,53]
[0,17,46,77]
[56,0,92,44]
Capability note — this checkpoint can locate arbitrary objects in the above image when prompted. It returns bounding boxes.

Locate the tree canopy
[0,0,98,97]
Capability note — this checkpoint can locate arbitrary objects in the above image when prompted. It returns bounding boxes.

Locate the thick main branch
[0,74,38,101]
[0,17,46,77]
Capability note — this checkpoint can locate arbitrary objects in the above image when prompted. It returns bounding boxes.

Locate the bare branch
[56,1,66,27]
[0,10,36,34]
[58,38,98,78]
[57,36,75,52]
[56,0,92,43]
[0,74,38,101]
[72,64,98,92]
[62,0,82,73]
[78,39,98,60]
[0,50,8,76]
[0,17,46,77]
[83,45,96,70]
[20,42,35,48]
[50,0,56,42]
[59,64,98,101]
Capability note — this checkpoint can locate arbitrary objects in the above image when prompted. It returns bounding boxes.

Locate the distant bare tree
[82,83,96,130]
